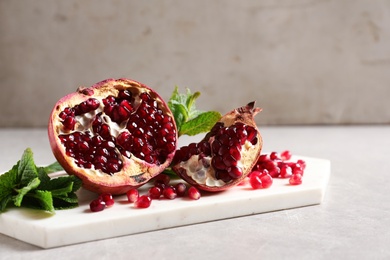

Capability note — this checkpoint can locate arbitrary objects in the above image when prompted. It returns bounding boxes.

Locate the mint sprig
[168,86,221,137]
[0,148,81,214]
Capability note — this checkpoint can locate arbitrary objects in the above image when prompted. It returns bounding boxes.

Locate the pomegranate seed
[148,186,162,199]
[280,150,292,161]
[188,186,201,200]
[292,163,304,175]
[270,151,280,160]
[249,172,262,189]
[289,173,303,185]
[99,193,115,207]
[163,186,177,200]
[260,171,273,188]
[126,189,139,203]
[90,198,106,212]
[227,165,243,179]
[175,182,187,197]
[134,195,152,208]
[279,164,292,178]
[63,116,76,130]
[153,174,170,187]
[297,159,306,171]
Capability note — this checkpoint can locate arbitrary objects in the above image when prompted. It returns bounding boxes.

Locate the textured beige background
[1,0,390,127]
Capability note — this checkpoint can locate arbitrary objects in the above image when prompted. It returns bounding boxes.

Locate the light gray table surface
[0,126,389,260]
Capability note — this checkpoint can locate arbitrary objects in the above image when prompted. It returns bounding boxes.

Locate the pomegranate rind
[172,102,262,192]
[48,78,178,195]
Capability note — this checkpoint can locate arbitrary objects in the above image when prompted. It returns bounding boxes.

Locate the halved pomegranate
[48,78,178,195]
[172,102,262,192]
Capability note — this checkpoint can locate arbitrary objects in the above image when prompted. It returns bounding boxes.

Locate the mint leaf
[13,177,40,207]
[52,193,79,210]
[18,148,38,186]
[0,148,81,214]
[168,86,221,137]
[180,111,222,136]
[22,190,55,213]
[43,161,64,173]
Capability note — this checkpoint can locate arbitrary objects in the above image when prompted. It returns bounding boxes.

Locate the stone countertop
[0,126,389,259]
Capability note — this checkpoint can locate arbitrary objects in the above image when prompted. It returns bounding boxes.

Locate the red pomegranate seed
[175,182,187,197]
[270,151,280,160]
[90,198,106,212]
[279,164,292,178]
[63,116,76,130]
[280,150,292,161]
[292,163,304,175]
[126,188,139,203]
[260,171,273,188]
[289,173,303,185]
[297,159,306,171]
[163,186,177,200]
[134,195,152,208]
[99,193,115,207]
[148,186,162,199]
[153,174,170,187]
[188,186,201,200]
[249,171,262,189]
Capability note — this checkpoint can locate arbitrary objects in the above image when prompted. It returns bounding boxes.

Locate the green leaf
[179,111,222,136]
[0,195,13,212]
[43,161,64,173]
[18,148,38,186]
[0,148,81,214]
[13,177,41,207]
[168,86,221,137]
[0,164,19,202]
[53,193,79,210]
[23,190,55,213]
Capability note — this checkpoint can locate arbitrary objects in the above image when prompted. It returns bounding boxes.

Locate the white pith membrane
[178,137,258,187]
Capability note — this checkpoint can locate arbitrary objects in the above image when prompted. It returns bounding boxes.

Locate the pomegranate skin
[48,78,178,195]
[172,102,263,192]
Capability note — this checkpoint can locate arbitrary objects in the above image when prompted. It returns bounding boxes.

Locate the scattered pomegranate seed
[279,164,293,179]
[175,182,187,197]
[289,173,303,185]
[163,186,177,200]
[188,186,201,200]
[249,173,262,189]
[89,198,106,212]
[126,188,139,203]
[134,195,152,208]
[148,186,162,199]
[259,171,273,188]
[99,193,115,207]
[280,150,292,161]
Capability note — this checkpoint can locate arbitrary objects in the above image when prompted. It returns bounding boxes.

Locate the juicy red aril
[289,173,303,185]
[57,88,177,176]
[99,193,115,207]
[279,164,293,178]
[188,186,201,200]
[280,150,292,161]
[134,195,152,208]
[148,186,162,199]
[90,198,106,212]
[260,171,273,188]
[163,186,177,200]
[175,182,187,197]
[126,188,139,203]
[249,173,262,189]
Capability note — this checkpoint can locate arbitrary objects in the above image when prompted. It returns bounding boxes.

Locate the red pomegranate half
[48,78,178,195]
[172,102,262,192]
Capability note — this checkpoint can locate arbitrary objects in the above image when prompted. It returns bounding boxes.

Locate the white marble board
[0,155,330,249]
